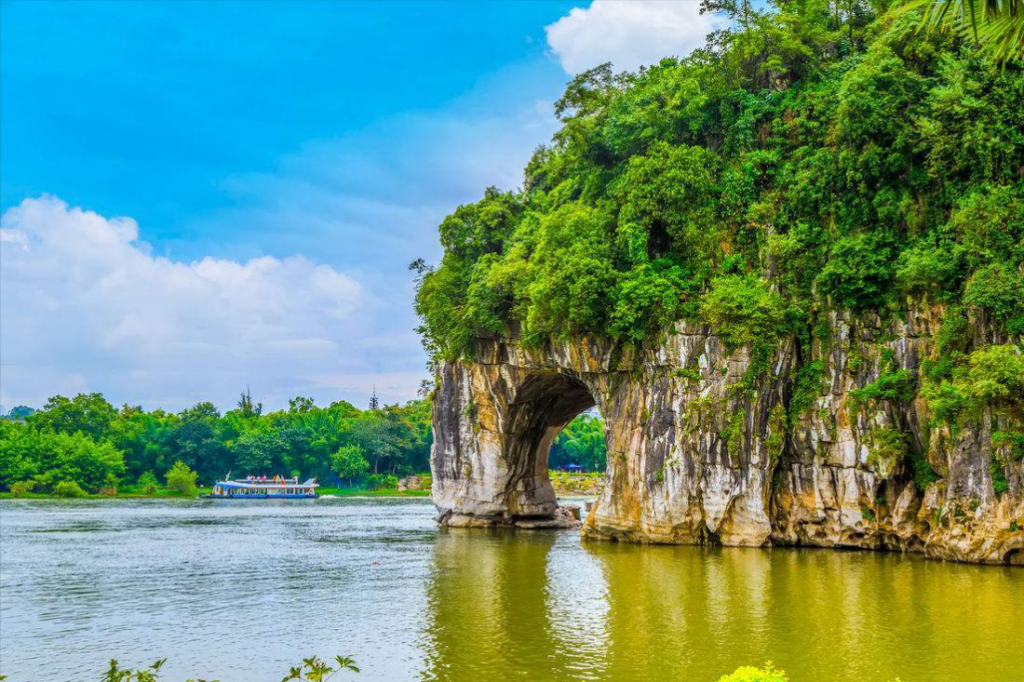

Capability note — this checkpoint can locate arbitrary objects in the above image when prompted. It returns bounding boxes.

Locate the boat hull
[200,494,318,499]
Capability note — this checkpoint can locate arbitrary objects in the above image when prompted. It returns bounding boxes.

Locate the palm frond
[913,0,1024,64]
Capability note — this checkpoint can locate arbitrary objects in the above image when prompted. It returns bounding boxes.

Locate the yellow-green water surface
[0,498,1019,682]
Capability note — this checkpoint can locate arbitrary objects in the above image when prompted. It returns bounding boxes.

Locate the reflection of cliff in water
[418,529,1024,682]
[582,542,1023,682]
[418,529,612,682]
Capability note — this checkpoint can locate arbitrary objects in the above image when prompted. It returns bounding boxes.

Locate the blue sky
[0,0,719,412]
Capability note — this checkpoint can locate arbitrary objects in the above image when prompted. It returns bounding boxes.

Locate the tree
[918,0,1024,64]
[136,471,160,494]
[5,405,36,420]
[231,431,284,474]
[237,387,263,418]
[288,396,316,414]
[30,393,117,440]
[0,423,125,493]
[165,419,229,482]
[29,430,124,492]
[165,461,198,495]
[330,445,370,483]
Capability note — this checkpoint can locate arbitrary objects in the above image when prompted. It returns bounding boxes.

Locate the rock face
[430,309,1024,565]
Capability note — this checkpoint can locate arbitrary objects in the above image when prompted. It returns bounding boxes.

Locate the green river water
[0,498,1019,682]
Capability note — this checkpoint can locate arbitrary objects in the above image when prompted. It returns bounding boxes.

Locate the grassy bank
[317,487,431,497]
[550,471,604,495]
[0,487,212,500]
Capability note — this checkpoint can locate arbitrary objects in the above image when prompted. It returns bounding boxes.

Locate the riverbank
[317,487,430,498]
[549,471,603,495]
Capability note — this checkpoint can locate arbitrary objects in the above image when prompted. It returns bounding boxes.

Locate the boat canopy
[214,480,319,489]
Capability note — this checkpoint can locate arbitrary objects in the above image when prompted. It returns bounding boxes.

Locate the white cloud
[545,0,721,74]
[0,196,380,410]
[0,63,564,413]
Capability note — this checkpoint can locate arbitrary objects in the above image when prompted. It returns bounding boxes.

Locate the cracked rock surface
[430,311,1023,565]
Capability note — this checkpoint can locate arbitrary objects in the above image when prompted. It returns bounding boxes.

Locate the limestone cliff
[430,306,1023,565]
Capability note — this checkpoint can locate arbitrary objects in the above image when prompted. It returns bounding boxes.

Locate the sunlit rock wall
[430,310,1023,565]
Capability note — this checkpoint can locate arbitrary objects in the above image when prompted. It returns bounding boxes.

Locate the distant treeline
[0,392,608,494]
[548,413,607,472]
[0,391,432,494]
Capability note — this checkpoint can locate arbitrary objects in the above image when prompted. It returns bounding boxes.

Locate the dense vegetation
[416,0,1022,356]
[414,0,1024,479]
[548,412,608,471]
[0,391,432,494]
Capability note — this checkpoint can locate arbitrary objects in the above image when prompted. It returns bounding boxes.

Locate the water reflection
[582,543,1023,682]
[422,529,564,680]
[2,500,1021,682]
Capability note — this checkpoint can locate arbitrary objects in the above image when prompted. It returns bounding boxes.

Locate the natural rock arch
[430,326,786,542]
[431,357,604,528]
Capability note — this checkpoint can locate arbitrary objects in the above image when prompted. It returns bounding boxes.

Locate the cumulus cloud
[0,63,563,413]
[545,0,721,74]
[0,196,394,410]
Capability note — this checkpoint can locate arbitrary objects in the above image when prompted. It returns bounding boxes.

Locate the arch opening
[503,372,605,521]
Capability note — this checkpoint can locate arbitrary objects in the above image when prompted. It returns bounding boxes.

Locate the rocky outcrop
[430,309,1024,565]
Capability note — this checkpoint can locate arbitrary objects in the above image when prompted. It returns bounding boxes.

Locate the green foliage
[165,461,198,496]
[912,451,943,492]
[102,658,171,682]
[366,473,399,490]
[699,275,788,353]
[867,427,909,476]
[991,460,1010,494]
[282,655,360,682]
[817,233,896,312]
[136,471,160,494]
[4,405,36,420]
[29,392,117,440]
[0,392,433,495]
[330,445,370,481]
[99,472,120,496]
[922,343,1024,428]
[97,654,358,682]
[548,413,608,471]
[52,480,87,498]
[960,344,1024,404]
[0,421,124,493]
[789,359,826,423]
[232,431,285,474]
[916,0,1024,64]
[715,663,789,682]
[963,262,1024,333]
[850,351,919,412]
[9,480,35,497]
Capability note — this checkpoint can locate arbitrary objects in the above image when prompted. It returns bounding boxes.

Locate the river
[0,498,1020,682]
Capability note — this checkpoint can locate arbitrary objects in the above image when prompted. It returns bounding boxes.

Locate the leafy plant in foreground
[281,656,360,682]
